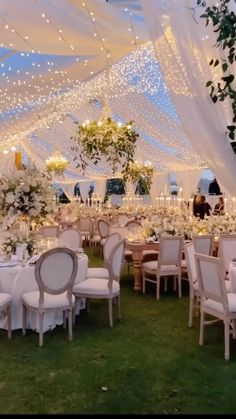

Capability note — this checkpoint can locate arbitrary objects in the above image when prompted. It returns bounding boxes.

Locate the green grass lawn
[0,247,236,414]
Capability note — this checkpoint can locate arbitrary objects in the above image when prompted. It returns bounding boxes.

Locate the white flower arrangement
[1,232,38,257]
[0,163,56,229]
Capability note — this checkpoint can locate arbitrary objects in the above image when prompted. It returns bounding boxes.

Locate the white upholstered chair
[0,293,12,339]
[22,247,78,346]
[142,236,184,299]
[87,232,121,280]
[184,242,200,327]
[181,234,213,274]
[195,253,236,361]
[58,228,83,252]
[218,234,236,277]
[192,234,213,256]
[73,239,125,327]
[97,219,110,256]
[77,217,93,246]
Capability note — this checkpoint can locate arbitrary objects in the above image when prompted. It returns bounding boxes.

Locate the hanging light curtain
[175,169,203,201]
[150,172,169,202]
[94,178,107,203]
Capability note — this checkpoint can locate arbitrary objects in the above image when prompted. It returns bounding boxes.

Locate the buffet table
[0,254,88,332]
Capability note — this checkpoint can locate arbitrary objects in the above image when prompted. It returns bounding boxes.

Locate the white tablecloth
[0,254,88,332]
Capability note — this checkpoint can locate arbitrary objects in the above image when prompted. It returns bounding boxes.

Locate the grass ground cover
[0,247,236,414]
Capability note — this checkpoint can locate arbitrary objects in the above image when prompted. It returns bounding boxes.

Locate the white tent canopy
[0,0,235,194]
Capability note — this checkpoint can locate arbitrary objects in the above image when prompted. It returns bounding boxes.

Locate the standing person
[197,195,212,219]
[213,196,224,215]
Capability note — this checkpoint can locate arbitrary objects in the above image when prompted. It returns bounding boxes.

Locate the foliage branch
[123,161,154,191]
[197,0,236,151]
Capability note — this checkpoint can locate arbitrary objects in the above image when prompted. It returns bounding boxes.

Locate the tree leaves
[198,0,236,149]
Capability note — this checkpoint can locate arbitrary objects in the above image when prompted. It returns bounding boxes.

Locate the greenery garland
[197,0,236,151]
[123,161,154,191]
[71,117,139,174]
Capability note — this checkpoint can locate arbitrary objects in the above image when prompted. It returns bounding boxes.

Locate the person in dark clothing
[197,195,212,219]
[208,178,221,195]
[213,196,224,215]
[193,192,202,216]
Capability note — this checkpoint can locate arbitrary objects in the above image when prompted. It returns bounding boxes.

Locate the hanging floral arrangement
[71,117,139,175]
[123,161,154,191]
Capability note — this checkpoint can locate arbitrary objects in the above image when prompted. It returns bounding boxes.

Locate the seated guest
[197,195,212,219]
[213,196,224,215]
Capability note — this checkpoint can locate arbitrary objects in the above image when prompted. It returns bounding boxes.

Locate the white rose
[5,193,15,204]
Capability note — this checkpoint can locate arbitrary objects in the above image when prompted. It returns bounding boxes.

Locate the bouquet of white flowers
[1,232,38,257]
[0,163,56,229]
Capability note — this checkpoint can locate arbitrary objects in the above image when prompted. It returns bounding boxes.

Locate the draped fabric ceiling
[0,0,235,194]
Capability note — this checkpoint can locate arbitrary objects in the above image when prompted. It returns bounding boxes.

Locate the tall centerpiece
[0,163,56,231]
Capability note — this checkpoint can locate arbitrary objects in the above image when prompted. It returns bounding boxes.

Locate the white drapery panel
[150,172,169,201]
[53,182,75,200]
[175,169,203,201]
[94,178,107,203]
[78,181,91,203]
[141,0,236,196]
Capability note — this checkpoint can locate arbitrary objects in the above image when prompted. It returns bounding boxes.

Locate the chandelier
[46,151,69,176]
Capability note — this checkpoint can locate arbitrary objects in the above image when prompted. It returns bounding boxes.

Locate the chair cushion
[125,250,132,256]
[142,250,158,256]
[0,293,11,306]
[203,293,236,313]
[22,291,75,309]
[73,278,119,296]
[142,261,158,271]
[181,259,187,268]
[142,261,179,273]
[87,267,109,279]
[91,235,101,243]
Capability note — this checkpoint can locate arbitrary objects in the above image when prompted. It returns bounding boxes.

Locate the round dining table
[0,253,88,332]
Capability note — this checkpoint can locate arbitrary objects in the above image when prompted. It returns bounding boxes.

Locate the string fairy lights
[0,0,204,177]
